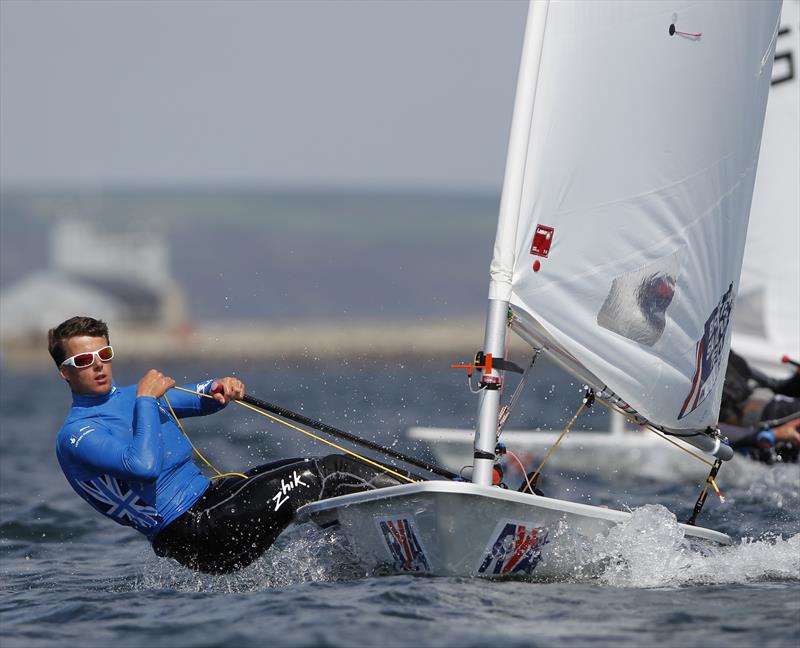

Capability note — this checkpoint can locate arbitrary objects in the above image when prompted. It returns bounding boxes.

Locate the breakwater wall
[1,318,533,370]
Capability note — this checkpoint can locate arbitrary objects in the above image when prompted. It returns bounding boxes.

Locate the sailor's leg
[313,453,403,498]
[152,456,402,574]
[243,457,312,477]
[153,459,323,574]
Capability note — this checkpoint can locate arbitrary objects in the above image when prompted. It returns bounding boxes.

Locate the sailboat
[295,0,782,578]
[407,0,800,486]
[733,0,800,373]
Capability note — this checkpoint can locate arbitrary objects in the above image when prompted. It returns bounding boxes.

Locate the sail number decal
[530,225,555,258]
[477,519,548,576]
[375,516,430,573]
[679,283,734,419]
[772,26,794,87]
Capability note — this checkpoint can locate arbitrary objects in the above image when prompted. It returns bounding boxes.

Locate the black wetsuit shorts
[151,454,400,574]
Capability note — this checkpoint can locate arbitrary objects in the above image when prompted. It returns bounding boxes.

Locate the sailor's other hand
[137,369,176,399]
[210,377,245,404]
[773,418,800,446]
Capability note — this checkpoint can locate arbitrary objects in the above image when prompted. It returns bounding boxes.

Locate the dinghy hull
[295,481,730,579]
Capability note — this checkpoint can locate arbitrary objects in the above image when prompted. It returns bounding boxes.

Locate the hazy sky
[0,0,527,191]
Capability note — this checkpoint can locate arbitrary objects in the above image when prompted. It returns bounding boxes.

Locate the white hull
[296,481,730,579]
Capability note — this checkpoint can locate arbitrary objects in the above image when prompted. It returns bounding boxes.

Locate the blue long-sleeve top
[56,379,224,541]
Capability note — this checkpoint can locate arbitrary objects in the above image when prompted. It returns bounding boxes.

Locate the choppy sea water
[1,358,798,647]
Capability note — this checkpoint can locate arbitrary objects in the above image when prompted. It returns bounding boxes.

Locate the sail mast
[473,0,550,486]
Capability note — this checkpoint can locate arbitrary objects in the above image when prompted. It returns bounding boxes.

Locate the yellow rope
[171,386,416,484]
[695,472,724,504]
[594,399,714,468]
[709,476,724,502]
[593,399,724,502]
[163,393,249,480]
[645,427,714,468]
[522,400,588,494]
[697,480,712,503]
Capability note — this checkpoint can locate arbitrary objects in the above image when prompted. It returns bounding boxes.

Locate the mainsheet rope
[163,393,248,480]
[165,380,723,499]
[497,360,725,502]
[167,386,417,484]
[594,399,714,467]
[520,398,589,495]
[593,399,723,500]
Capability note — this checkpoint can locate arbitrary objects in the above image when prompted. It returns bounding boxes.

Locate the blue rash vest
[56,380,224,541]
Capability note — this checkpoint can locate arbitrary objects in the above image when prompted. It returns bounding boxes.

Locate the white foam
[586,504,800,588]
[136,523,360,593]
[737,463,800,510]
[135,501,799,591]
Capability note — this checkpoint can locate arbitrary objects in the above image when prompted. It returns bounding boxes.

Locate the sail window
[596,250,683,347]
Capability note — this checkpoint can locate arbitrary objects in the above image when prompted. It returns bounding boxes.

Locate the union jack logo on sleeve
[77,474,161,531]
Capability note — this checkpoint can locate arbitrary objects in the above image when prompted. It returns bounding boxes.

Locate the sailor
[719,350,800,463]
[51,316,400,574]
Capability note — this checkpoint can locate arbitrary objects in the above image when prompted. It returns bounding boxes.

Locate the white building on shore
[0,220,187,341]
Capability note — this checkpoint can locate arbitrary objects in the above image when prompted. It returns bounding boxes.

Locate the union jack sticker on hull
[478,519,548,576]
[375,516,430,573]
[679,283,734,419]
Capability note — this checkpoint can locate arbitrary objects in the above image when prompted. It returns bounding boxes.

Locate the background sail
[489,0,782,430]
[734,0,799,373]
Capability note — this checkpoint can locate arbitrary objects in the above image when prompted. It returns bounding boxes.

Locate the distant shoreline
[0,318,533,370]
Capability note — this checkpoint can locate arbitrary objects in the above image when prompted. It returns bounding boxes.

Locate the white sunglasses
[61,345,114,368]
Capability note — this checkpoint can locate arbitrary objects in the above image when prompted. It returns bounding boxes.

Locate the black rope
[241,394,458,480]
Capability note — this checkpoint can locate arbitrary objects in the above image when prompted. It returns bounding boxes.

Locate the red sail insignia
[530,225,555,258]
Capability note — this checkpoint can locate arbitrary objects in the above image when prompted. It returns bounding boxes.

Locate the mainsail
[734,0,800,371]
[475,0,782,479]
[295,2,745,568]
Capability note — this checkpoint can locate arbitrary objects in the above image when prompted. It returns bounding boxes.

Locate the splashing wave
[136,503,799,592]
[566,504,799,588]
[135,523,363,593]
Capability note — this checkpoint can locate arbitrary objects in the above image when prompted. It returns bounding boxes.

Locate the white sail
[295,2,740,571]
[488,0,782,433]
[734,0,800,373]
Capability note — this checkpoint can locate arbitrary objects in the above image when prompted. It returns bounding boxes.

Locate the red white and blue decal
[478,519,548,576]
[679,283,734,419]
[376,516,430,573]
